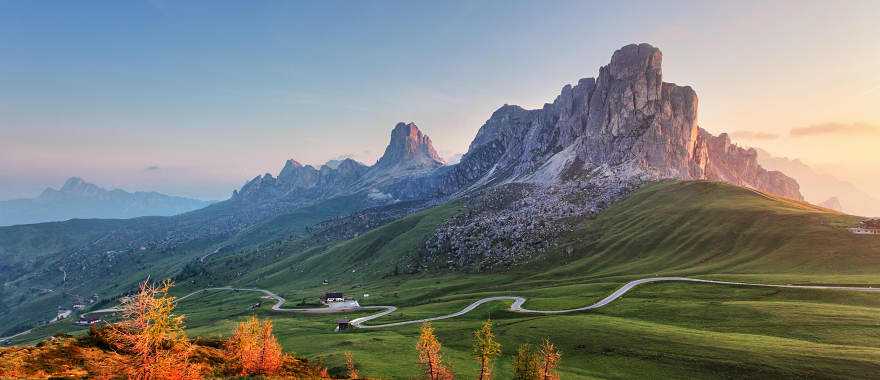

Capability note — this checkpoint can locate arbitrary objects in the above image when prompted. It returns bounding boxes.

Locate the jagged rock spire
[373,122,444,172]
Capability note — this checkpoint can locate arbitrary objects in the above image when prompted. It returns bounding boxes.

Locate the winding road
[169,277,880,329]
[348,277,880,328]
[8,276,880,343]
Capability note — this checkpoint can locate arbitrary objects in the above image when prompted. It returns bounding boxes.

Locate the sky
[1,0,878,200]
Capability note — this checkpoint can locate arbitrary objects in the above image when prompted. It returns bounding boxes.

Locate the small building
[72,303,86,311]
[321,292,345,304]
[335,319,352,332]
[850,219,880,235]
[52,309,72,323]
[75,315,102,326]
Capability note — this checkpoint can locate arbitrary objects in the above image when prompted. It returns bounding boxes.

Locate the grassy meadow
[7,180,880,378]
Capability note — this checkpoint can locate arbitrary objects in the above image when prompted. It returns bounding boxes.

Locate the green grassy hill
[8,180,880,379]
[0,194,373,336]
[210,180,879,379]
[542,180,880,281]
[232,180,880,294]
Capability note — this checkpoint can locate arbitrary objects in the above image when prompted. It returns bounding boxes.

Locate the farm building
[75,315,102,326]
[335,319,352,332]
[321,292,345,304]
[850,219,880,235]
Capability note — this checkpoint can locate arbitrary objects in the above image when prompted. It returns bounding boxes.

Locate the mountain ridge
[755,148,880,217]
[0,177,212,227]
[228,43,801,217]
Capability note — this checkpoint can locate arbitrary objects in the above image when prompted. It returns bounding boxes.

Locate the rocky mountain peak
[278,159,317,183]
[608,43,662,82]
[373,122,444,173]
[281,159,303,171]
[41,177,105,199]
[233,43,802,209]
[820,196,843,212]
[335,158,366,172]
[61,177,99,192]
[430,42,802,200]
[61,177,85,190]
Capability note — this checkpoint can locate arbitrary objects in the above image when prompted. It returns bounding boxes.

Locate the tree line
[415,320,561,380]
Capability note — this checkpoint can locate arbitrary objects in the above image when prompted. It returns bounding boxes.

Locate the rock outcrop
[426,43,801,200]
[370,122,445,174]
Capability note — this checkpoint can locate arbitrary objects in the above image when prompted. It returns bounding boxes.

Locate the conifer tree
[416,322,453,380]
[512,343,541,380]
[472,320,501,380]
[345,351,360,379]
[225,316,283,375]
[539,338,561,380]
[107,279,203,379]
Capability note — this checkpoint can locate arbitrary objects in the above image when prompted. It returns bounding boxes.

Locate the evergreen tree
[224,316,284,376]
[416,322,453,380]
[345,351,360,379]
[107,279,203,379]
[472,320,502,380]
[539,338,561,380]
[512,343,541,380]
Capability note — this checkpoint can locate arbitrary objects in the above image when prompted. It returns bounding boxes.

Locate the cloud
[144,165,161,172]
[730,130,780,141]
[861,82,880,96]
[790,122,880,137]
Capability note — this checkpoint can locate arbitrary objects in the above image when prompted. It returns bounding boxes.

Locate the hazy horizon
[2,1,878,201]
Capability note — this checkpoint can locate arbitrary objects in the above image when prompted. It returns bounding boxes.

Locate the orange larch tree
[539,338,561,380]
[472,320,501,380]
[416,322,453,380]
[224,315,283,376]
[345,351,360,379]
[106,278,204,380]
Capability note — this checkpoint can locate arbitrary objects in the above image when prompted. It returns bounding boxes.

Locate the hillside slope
[542,181,879,280]
[223,180,878,298]
[8,180,880,379]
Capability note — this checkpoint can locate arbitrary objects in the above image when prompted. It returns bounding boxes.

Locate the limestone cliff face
[691,130,801,199]
[452,43,802,200]
[234,43,802,208]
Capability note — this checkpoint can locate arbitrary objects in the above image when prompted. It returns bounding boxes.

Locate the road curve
[350,277,880,328]
[26,276,880,340]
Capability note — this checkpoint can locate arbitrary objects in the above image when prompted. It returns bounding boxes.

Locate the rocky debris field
[422,172,641,271]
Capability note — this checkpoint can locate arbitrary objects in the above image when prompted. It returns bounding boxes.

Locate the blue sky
[1,1,878,200]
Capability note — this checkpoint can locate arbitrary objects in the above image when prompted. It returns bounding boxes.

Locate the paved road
[0,329,33,344]
[11,276,880,341]
[350,277,880,328]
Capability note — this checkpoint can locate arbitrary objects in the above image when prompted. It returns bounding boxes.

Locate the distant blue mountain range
[0,177,212,226]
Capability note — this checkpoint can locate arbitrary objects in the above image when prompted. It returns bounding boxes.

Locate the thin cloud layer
[790,122,880,137]
[730,131,780,140]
